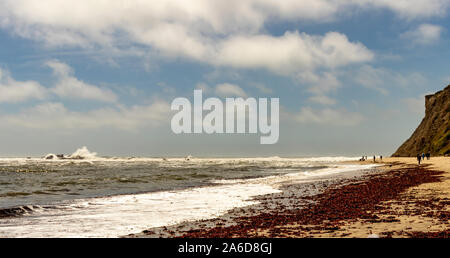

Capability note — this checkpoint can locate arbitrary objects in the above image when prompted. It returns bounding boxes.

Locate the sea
[0,147,377,237]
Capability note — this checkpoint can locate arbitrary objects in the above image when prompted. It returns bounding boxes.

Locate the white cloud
[46,60,118,102]
[1,1,447,48]
[0,1,382,76]
[0,62,171,131]
[294,106,364,126]
[0,0,446,74]
[0,61,119,104]
[216,31,374,75]
[353,65,427,94]
[353,66,391,95]
[215,83,247,97]
[299,71,342,95]
[0,0,445,113]
[401,23,444,45]
[46,60,73,77]
[298,71,341,106]
[356,0,450,19]
[0,68,47,103]
[2,101,170,131]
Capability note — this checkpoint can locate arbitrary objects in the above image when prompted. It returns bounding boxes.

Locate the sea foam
[0,161,378,238]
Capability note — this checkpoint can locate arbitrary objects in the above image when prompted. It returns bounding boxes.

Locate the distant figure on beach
[422,153,425,160]
[426,152,430,160]
[380,155,382,161]
[417,154,421,165]
[360,156,365,161]
[373,155,376,162]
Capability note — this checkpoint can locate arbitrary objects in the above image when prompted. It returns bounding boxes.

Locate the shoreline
[125,163,381,238]
[127,157,449,238]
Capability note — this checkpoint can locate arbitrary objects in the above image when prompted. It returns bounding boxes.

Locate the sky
[0,0,450,157]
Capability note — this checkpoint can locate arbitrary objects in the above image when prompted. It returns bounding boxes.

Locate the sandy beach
[322,156,450,238]
[128,157,449,238]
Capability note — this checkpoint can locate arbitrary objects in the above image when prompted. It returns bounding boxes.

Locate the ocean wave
[43,146,99,160]
[0,183,281,237]
[0,162,380,237]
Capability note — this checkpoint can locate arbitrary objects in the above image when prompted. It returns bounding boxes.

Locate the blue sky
[0,0,449,157]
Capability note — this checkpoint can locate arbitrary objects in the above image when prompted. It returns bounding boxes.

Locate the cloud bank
[1,101,170,131]
[0,1,417,75]
[0,61,169,131]
[0,69,47,103]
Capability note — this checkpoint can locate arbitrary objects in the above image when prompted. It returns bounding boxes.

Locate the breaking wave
[69,146,98,159]
[43,146,98,160]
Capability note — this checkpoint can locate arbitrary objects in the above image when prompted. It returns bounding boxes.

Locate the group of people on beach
[416,152,431,164]
[360,152,431,165]
[359,155,382,162]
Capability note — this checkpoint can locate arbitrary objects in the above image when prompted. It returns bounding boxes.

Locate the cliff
[392,85,450,157]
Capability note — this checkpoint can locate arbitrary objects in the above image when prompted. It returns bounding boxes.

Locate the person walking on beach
[373,155,376,162]
[417,154,421,165]
[422,153,425,160]
[426,152,430,160]
[380,155,382,161]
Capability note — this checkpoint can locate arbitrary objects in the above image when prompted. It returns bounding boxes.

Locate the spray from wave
[69,146,98,159]
[44,146,98,160]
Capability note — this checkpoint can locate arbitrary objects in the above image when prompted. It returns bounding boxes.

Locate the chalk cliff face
[392,85,450,157]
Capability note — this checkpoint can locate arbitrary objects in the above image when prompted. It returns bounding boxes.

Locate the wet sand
[127,157,449,238]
